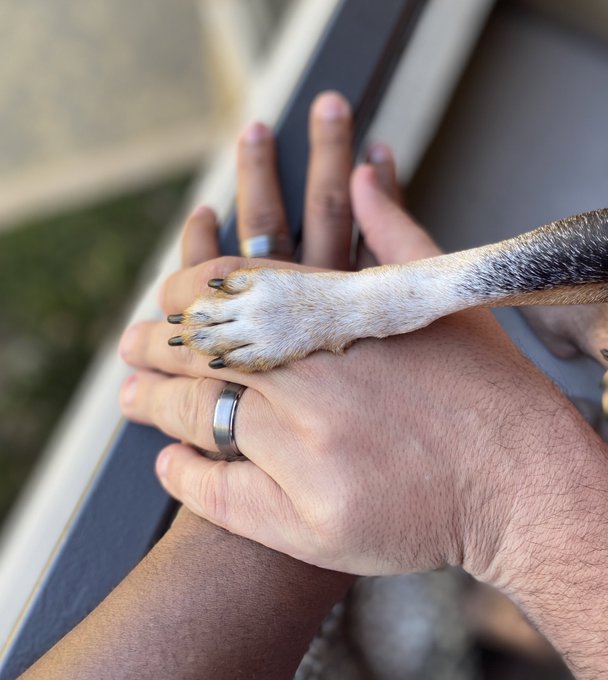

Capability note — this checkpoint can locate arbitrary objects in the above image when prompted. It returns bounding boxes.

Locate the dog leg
[168,209,608,371]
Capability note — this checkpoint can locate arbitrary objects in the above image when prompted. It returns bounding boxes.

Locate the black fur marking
[461,210,608,300]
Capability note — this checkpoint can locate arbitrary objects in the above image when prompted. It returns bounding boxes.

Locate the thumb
[156,444,303,558]
[351,164,441,264]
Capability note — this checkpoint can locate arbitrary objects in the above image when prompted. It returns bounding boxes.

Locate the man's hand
[119,94,608,677]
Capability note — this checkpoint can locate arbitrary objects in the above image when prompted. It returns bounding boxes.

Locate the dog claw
[208,357,225,369]
[167,314,184,325]
[208,278,225,290]
[168,335,185,346]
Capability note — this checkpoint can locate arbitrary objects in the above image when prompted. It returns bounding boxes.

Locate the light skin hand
[123,143,499,577]
[121,163,521,574]
[122,128,608,676]
[125,264,572,576]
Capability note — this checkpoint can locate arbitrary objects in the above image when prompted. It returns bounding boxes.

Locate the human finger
[158,256,249,316]
[159,255,323,318]
[365,143,400,202]
[302,92,353,270]
[180,205,220,269]
[119,370,269,455]
[155,444,304,561]
[120,319,265,389]
[356,143,401,268]
[237,122,292,260]
[351,164,441,264]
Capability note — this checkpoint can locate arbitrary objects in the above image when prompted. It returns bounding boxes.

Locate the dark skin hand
[22,508,352,679]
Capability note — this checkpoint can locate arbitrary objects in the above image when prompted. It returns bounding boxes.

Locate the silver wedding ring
[239,233,291,258]
[212,382,247,461]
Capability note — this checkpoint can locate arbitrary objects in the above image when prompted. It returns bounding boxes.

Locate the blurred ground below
[0,0,288,533]
[0,1,213,229]
[0,173,193,526]
[0,0,292,230]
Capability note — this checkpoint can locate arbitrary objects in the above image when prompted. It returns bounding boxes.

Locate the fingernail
[244,122,268,144]
[121,374,138,406]
[315,92,350,121]
[119,327,137,358]
[209,357,226,369]
[191,204,212,219]
[367,143,392,164]
[168,336,184,347]
[156,449,171,479]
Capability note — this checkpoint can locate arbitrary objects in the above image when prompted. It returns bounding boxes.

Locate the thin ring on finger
[237,122,293,260]
[240,232,292,259]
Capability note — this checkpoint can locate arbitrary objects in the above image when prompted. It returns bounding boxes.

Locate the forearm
[22,507,354,680]
[476,392,608,678]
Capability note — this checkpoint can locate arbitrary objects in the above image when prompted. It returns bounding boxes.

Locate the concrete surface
[0,0,288,229]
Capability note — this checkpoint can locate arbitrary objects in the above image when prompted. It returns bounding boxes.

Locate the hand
[119,93,572,578]
[120,88,461,573]
[118,91,608,675]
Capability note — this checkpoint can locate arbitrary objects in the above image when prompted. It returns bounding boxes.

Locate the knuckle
[173,343,196,370]
[150,387,170,429]
[202,256,247,281]
[156,380,179,415]
[309,188,351,225]
[197,465,230,526]
[312,418,342,458]
[303,492,349,560]
[179,378,210,444]
[245,211,285,235]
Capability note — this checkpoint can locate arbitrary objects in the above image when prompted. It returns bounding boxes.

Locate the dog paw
[168,268,352,371]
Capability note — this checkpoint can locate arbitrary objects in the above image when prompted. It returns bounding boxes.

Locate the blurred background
[0,0,291,526]
[1,0,607,678]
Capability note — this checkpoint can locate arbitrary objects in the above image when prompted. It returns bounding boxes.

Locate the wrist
[467,381,608,676]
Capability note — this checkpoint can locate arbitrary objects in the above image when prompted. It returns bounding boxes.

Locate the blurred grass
[0,173,193,527]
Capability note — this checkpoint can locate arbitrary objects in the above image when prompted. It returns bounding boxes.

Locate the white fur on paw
[181,268,352,371]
